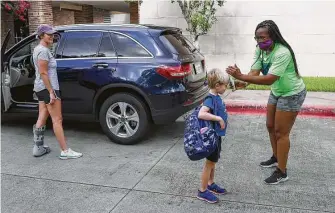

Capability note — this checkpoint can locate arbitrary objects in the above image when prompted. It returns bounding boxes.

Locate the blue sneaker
[208,183,226,195]
[197,190,219,203]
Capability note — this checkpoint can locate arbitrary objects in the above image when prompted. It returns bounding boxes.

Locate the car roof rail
[55,23,148,29]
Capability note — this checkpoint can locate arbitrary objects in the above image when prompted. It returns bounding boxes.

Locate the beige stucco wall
[140,0,335,77]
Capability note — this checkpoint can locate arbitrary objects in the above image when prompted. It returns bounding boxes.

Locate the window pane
[12,39,39,59]
[159,33,196,55]
[111,33,151,57]
[10,39,39,70]
[62,31,102,58]
[54,33,63,58]
[98,33,116,57]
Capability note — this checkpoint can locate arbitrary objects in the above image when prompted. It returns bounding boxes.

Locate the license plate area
[193,62,204,75]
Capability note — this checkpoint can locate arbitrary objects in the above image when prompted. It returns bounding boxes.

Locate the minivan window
[97,32,116,57]
[61,31,102,58]
[159,33,196,55]
[110,33,151,57]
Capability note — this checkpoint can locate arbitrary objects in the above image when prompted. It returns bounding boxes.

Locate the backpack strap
[204,95,216,114]
[203,95,217,128]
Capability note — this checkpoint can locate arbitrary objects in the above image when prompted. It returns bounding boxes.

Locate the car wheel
[99,93,150,145]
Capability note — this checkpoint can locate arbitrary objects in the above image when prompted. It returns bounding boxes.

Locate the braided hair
[255,20,300,77]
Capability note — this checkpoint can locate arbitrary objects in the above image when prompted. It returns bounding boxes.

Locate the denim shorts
[268,88,307,112]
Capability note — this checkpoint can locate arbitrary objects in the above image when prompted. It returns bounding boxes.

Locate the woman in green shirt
[226,20,306,185]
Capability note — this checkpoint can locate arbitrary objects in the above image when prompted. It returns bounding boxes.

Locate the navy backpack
[183,96,218,161]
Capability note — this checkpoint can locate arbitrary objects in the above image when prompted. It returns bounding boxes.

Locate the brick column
[1,9,15,49]
[129,2,139,24]
[93,8,110,23]
[74,5,93,24]
[53,8,75,26]
[28,0,53,35]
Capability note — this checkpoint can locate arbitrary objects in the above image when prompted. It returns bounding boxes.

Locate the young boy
[197,68,229,203]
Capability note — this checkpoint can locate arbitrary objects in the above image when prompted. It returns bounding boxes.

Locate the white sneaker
[59,148,83,160]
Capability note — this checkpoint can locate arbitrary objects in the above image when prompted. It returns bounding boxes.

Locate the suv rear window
[159,32,196,55]
[110,33,151,57]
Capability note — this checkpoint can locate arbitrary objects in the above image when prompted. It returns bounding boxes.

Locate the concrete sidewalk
[223,90,335,117]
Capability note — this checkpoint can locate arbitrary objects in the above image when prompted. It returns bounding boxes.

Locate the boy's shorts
[206,136,224,163]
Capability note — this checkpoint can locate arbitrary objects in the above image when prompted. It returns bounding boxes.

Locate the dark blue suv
[1,24,208,144]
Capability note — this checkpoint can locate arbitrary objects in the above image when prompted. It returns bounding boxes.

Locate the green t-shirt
[251,43,305,97]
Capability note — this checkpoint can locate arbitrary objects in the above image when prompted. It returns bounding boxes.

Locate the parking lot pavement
[1,114,334,213]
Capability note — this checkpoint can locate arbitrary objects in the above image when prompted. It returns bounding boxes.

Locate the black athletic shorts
[206,136,223,163]
[34,89,61,104]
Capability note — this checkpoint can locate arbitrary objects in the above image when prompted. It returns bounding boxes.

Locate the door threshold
[15,103,38,108]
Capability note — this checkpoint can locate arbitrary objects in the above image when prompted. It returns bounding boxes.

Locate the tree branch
[176,0,188,19]
[172,0,225,43]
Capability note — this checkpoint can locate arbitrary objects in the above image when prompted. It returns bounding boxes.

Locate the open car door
[1,30,12,112]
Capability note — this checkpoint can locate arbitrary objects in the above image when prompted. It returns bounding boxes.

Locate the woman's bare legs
[46,100,67,151]
[36,102,50,128]
[266,104,277,158]
[264,110,298,184]
[260,104,278,167]
[274,110,298,172]
[37,99,82,159]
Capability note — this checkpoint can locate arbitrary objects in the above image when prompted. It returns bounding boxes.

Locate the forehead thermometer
[228,75,236,91]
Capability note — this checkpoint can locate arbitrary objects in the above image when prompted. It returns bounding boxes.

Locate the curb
[225,102,335,118]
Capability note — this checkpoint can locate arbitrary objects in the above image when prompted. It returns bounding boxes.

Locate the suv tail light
[157,64,191,80]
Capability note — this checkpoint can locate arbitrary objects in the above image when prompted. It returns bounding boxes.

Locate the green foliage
[246,77,335,92]
[171,0,225,40]
[124,0,143,5]
[1,0,30,22]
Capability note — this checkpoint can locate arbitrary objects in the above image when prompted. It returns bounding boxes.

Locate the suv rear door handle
[92,63,109,68]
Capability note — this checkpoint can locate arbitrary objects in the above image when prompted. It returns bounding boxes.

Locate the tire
[99,93,150,145]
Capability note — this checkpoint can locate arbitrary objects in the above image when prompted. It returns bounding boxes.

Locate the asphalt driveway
[1,114,334,213]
